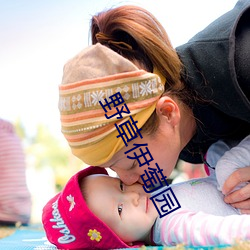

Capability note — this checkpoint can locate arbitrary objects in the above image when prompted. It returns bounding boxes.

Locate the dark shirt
[176,0,250,163]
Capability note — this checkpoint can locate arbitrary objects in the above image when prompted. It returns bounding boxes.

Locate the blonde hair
[91,5,192,135]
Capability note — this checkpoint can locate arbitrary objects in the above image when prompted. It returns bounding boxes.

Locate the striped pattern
[156,209,250,246]
[59,70,164,149]
[0,119,31,224]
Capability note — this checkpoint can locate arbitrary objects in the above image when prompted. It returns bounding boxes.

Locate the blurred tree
[14,118,26,139]
[14,120,85,191]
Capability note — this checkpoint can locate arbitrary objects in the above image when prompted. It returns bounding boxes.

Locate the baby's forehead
[80,174,117,199]
[82,174,120,185]
[85,173,114,180]
[81,174,122,200]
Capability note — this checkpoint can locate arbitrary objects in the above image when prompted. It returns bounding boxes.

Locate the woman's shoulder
[176,0,250,123]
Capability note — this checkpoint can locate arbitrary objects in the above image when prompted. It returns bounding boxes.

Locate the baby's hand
[223,166,250,214]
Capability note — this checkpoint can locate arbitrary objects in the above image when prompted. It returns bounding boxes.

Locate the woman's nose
[113,168,141,185]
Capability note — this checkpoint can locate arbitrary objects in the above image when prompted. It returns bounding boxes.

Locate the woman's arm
[223,166,250,213]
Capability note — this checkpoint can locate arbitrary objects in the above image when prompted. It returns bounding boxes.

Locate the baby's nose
[126,191,140,206]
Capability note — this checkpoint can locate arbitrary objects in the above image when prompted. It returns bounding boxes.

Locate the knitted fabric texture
[59,43,165,165]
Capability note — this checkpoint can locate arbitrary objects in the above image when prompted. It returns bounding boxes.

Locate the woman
[59,1,250,211]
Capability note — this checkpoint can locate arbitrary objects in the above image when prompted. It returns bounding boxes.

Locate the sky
[0,0,238,140]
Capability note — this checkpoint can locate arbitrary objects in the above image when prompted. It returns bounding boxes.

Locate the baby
[42,136,250,249]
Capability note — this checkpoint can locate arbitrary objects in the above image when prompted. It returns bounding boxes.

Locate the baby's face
[84,175,158,244]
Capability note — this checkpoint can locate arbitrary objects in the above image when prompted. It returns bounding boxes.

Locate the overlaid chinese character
[99,92,131,119]
[115,116,143,146]
[125,143,154,167]
[150,187,181,218]
[141,163,168,192]
[106,103,130,119]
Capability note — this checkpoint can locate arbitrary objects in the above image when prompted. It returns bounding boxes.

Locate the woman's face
[100,127,181,185]
[100,95,194,186]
